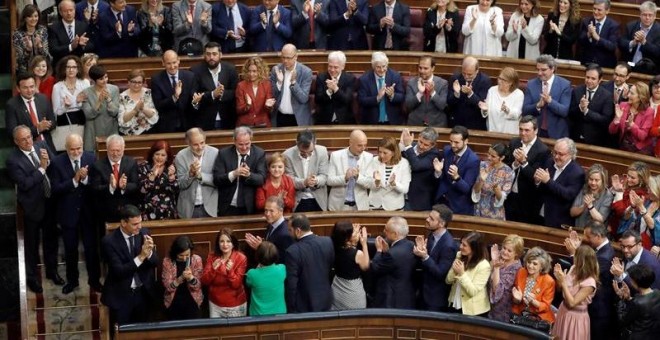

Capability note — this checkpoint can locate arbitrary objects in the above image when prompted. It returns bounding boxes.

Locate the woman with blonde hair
[512,246,556,323]
[358,137,411,211]
[609,82,654,156]
[505,0,545,60]
[255,152,296,213]
[478,67,524,134]
[236,56,276,128]
[461,0,505,57]
[570,164,613,228]
[610,161,650,238]
[80,53,99,84]
[118,69,159,135]
[137,0,174,56]
[543,0,580,60]
[423,0,460,53]
[488,234,524,322]
[621,175,660,250]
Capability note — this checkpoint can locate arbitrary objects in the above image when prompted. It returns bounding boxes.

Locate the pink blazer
[161,254,204,308]
[608,102,654,152]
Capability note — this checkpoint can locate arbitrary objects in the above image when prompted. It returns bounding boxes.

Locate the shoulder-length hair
[168,235,194,261]
[463,231,488,270]
[55,55,83,81]
[331,220,354,250]
[551,0,581,25]
[628,161,650,190]
[582,163,608,194]
[633,82,651,111]
[213,227,239,256]
[19,4,40,31]
[141,0,163,13]
[516,0,540,17]
[430,0,458,12]
[523,246,552,274]
[146,140,174,167]
[377,137,402,165]
[29,55,51,79]
[241,56,269,83]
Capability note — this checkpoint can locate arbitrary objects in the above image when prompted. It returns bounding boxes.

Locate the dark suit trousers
[62,217,101,284]
[505,192,544,226]
[23,207,59,280]
[109,287,148,327]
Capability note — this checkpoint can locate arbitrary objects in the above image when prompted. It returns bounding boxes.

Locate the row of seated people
[8,42,660,159]
[105,202,660,339]
[12,0,660,78]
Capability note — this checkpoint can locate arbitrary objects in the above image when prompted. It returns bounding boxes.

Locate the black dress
[542,12,579,60]
[166,261,201,320]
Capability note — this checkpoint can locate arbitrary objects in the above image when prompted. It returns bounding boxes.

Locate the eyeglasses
[621,242,640,250]
[66,65,78,69]
[552,150,569,157]
[281,55,296,60]
[129,80,144,84]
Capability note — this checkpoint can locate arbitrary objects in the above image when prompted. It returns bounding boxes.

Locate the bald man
[327,130,374,211]
[446,56,490,130]
[150,50,196,132]
[49,0,95,66]
[270,44,313,126]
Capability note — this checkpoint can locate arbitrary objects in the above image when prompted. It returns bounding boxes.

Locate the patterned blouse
[12,26,50,74]
[118,88,159,135]
[472,161,514,220]
[488,261,523,322]
[138,162,179,220]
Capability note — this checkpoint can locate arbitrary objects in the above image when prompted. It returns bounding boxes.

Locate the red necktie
[541,81,549,131]
[189,4,195,17]
[112,163,120,183]
[27,99,44,141]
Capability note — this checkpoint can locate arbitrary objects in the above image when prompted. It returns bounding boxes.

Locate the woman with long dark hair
[471,143,514,219]
[359,137,411,211]
[138,140,179,220]
[542,0,580,60]
[446,231,492,316]
[330,221,369,310]
[13,4,50,74]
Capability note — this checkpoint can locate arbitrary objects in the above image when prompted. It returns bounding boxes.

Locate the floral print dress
[138,162,179,220]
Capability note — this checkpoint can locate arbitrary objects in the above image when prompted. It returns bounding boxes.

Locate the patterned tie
[30,151,51,197]
[74,159,80,172]
[29,151,40,168]
[378,77,387,122]
[384,6,393,49]
[67,24,74,43]
[595,22,601,35]
[541,81,549,131]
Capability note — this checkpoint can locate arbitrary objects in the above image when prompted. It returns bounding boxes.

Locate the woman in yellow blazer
[446,231,492,316]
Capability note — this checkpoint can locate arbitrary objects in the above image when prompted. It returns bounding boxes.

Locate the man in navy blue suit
[577,0,619,68]
[97,0,140,58]
[49,0,95,67]
[400,127,440,211]
[366,0,411,50]
[434,125,480,215]
[611,230,660,291]
[150,50,196,133]
[371,216,417,309]
[568,63,614,147]
[413,204,457,311]
[101,204,159,327]
[326,0,369,50]
[50,133,102,294]
[446,56,490,130]
[618,1,660,75]
[285,213,334,312]
[244,196,294,265]
[249,0,292,52]
[534,137,584,228]
[210,0,251,53]
[75,0,109,47]
[523,54,572,139]
[357,51,405,125]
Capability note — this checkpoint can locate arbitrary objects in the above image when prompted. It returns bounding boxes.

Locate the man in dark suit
[602,62,631,106]
[291,0,330,49]
[245,196,294,265]
[618,1,660,75]
[400,127,440,211]
[568,64,614,147]
[6,73,56,152]
[357,51,405,125]
[101,204,159,327]
[314,51,356,124]
[210,0,251,53]
[150,50,196,133]
[446,56,490,130]
[213,126,267,216]
[190,42,238,130]
[97,0,141,58]
[371,216,417,309]
[91,134,139,224]
[413,204,457,311]
[326,0,369,50]
[434,125,480,215]
[50,133,102,294]
[523,54,572,139]
[577,0,619,68]
[285,213,334,313]
[611,230,660,291]
[505,115,550,225]
[534,137,585,228]
[49,0,94,67]
[75,0,108,47]
[6,125,61,293]
[367,0,410,50]
[248,0,292,52]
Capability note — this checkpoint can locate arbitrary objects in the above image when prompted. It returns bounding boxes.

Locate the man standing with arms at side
[245,196,294,264]
[175,128,219,218]
[50,133,102,294]
[405,55,448,127]
[191,42,238,130]
[213,126,267,216]
[314,51,356,125]
[150,50,196,133]
[568,63,614,147]
[270,44,313,127]
[505,115,550,225]
[400,127,440,211]
[446,56,490,130]
[413,204,457,312]
[6,125,60,293]
[283,129,329,212]
[285,213,334,313]
[327,129,373,211]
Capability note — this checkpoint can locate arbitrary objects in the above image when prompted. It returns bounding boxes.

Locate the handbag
[51,113,85,151]
[510,311,551,334]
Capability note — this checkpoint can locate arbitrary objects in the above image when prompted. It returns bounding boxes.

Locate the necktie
[378,77,386,122]
[27,99,44,141]
[385,6,393,49]
[29,151,40,168]
[633,26,648,64]
[129,235,143,287]
[308,1,315,43]
[267,10,274,51]
[67,24,74,42]
[116,12,122,23]
[423,83,430,102]
[452,154,460,165]
[541,81,549,130]
[74,159,80,172]
[31,151,51,197]
[112,163,120,183]
[595,22,601,34]
[90,6,95,19]
[189,3,195,17]
[170,75,177,89]
[236,154,247,208]
[228,6,236,34]
[265,225,274,239]
[587,90,594,101]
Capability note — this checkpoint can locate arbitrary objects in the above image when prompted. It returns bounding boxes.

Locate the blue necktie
[595,22,601,34]
[228,6,236,48]
[378,77,386,123]
[266,10,274,51]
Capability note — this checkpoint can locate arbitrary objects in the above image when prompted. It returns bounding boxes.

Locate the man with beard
[611,230,660,291]
[405,55,448,127]
[191,41,238,130]
[400,127,440,211]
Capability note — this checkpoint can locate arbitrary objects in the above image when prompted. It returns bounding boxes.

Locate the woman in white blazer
[358,137,411,211]
[505,0,544,60]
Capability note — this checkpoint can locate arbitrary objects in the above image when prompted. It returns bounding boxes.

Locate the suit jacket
[6,142,54,222]
[210,2,251,53]
[522,75,572,139]
[603,80,630,105]
[285,234,334,312]
[445,257,492,316]
[542,12,579,60]
[357,69,405,124]
[423,8,459,53]
[136,7,174,56]
[236,80,273,127]
[326,0,369,50]
[283,144,329,211]
[171,0,212,52]
[624,249,660,291]
[537,159,585,228]
[506,137,550,224]
[619,21,660,73]
[5,94,56,151]
[358,157,411,211]
[314,71,356,124]
[150,69,196,133]
[175,145,219,218]
[267,219,294,264]
[405,75,448,127]
[190,62,238,130]
[270,62,313,126]
[435,146,480,215]
[50,151,96,227]
[590,242,616,322]
[446,72,490,130]
[326,148,373,211]
[290,0,330,49]
[75,0,109,45]
[370,238,417,309]
[420,230,457,310]
[249,5,292,52]
[367,1,411,50]
[213,144,266,215]
[402,144,441,211]
[48,20,95,66]
[101,228,159,310]
[578,16,620,68]
[90,156,139,223]
[569,85,614,147]
[97,5,141,58]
